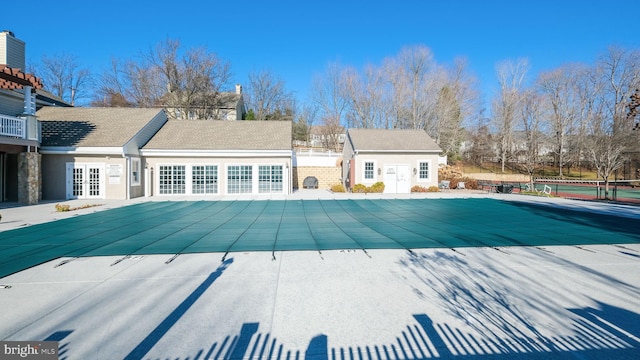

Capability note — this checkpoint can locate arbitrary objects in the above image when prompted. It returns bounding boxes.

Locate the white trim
[362,160,377,184]
[354,150,441,154]
[191,164,220,195]
[140,149,292,157]
[226,164,254,195]
[416,159,433,182]
[41,146,124,155]
[156,163,188,196]
[155,163,221,196]
[65,162,106,199]
[257,164,286,194]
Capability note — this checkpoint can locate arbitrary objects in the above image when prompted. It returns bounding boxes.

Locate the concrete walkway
[1,191,639,359]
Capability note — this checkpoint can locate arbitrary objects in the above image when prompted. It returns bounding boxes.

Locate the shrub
[368,182,385,193]
[460,178,478,189]
[331,183,346,192]
[55,203,103,212]
[427,186,440,192]
[411,185,428,193]
[438,164,464,181]
[352,184,367,193]
[55,204,71,212]
[438,165,479,190]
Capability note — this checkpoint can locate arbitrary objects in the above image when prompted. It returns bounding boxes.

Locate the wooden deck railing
[0,114,25,138]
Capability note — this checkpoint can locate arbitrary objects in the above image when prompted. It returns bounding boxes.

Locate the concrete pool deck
[1,191,639,359]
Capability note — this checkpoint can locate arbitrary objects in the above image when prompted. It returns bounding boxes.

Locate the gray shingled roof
[217,92,242,109]
[38,107,163,147]
[143,120,292,150]
[347,129,441,152]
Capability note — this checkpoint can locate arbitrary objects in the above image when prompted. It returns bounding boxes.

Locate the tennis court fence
[534,179,640,203]
[477,178,640,203]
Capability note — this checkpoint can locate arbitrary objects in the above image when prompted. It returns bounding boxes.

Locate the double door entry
[66,163,105,199]
[383,165,410,193]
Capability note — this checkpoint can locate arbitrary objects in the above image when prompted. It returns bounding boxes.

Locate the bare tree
[492,58,530,172]
[94,38,232,118]
[587,47,640,198]
[518,90,546,188]
[245,69,294,120]
[629,88,640,129]
[310,62,349,127]
[538,64,584,177]
[432,58,479,159]
[293,103,318,146]
[317,116,345,151]
[37,52,92,106]
[382,45,441,130]
[465,115,494,166]
[342,64,389,129]
[155,40,232,119]
[93,58,165,107]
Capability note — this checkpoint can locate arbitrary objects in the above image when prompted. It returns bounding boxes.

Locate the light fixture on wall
[377,168,381,175]
[413,168,417,175]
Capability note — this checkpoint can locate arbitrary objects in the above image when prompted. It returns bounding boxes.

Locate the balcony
[0,113,40,142]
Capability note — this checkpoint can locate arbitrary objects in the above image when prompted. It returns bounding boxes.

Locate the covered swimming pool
[1,198,638,278]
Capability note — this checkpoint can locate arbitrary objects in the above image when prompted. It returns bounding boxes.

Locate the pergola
[0,65,43,90]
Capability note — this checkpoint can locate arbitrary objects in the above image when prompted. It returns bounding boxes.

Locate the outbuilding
[342,129,441,193]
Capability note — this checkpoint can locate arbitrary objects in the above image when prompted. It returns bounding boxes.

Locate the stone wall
[293,166,342,189]
[18,152,41,205]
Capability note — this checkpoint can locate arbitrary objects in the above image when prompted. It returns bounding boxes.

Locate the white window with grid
[192,165,218,194]
[131,158,141,186]
[159,165,186,194]
[258,165,283,193]
[417,160,431,181]
[363,161,375,181]
[227,165,253,194]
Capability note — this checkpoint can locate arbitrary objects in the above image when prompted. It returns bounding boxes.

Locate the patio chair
[457,181,466,190]
[439,180,450,191]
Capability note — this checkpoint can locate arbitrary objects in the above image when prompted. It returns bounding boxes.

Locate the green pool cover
[1,198,638,278]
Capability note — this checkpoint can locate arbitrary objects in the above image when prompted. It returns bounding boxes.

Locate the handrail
[0,114,25,138]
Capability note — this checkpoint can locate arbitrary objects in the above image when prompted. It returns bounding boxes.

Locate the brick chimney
[235,84,242,95]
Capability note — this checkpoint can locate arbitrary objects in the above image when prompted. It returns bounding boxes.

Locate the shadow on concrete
[124,258,233,360]
[38,249,640,359]
[121,306,639,359]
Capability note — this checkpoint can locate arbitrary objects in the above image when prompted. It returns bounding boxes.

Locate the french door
[66,163,105,199]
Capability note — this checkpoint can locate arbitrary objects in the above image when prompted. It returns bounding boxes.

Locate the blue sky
[6,1,640,106]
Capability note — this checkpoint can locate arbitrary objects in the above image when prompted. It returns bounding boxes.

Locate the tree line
[31,40,640,197]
